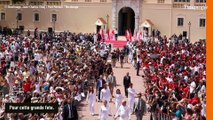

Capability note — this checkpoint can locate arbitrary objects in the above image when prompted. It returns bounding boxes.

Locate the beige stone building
[0,0,206,42]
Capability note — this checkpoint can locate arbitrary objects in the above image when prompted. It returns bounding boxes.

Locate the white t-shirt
[99,105,110,120]
[115,94,123,104]
[115,30,118,34]
[116,105,130,120]
[194,66,199,73]
[190,81,196,93]
[201,102,206,117]
[100,88,111,102]
[35,83,41,94]
[127,87,136,99]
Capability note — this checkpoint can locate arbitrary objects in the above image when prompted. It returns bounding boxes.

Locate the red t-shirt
[183,86,189,93]
[195,75,201,82]
[192,97,201,105]
[168,83,174,89]
[143,63,148,68]
[161,79,168,87]
[1,44,5,51]
[22,81,32,93]
[173,82,178,88]
[179,85,184,92]
[151,75,157,83]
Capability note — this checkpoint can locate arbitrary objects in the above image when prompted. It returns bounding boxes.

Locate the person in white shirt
[99,100,111,120]
[193,66,199,75]
[201,100,206,118]
[114,100,130,120]
[87,87,96,116]
[93,34,97,43]
[2,95,13,110]
[34,80,41,94]
[100,84,112,104]
[114,89,124,111]
[127,83,137,114]
[190,81,196,94]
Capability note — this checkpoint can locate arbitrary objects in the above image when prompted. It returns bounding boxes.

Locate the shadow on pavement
[114,66,130,69]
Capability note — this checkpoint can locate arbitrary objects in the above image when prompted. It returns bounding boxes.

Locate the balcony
[173,3,190,8]
[194,2,206,7]
[0,1,10,5]
[29,1,44,5]
[46,1,61,5]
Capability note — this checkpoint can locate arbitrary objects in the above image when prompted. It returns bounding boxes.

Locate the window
[17,13,22,21]
[0,1,10,5]
[85,0,92,2]
[174,0,190,2]
[158,0,165,3]
[34,13,39,22]
[30,2,43,5]
[199,18,206,27]
[52,14,57,22]
[177,18,184,26]
[100,0,107,2]
[47,1,61,5]
[1,13,5,20]
[196,0,206,3]
[12,0,25,4]
[72,0,78,2]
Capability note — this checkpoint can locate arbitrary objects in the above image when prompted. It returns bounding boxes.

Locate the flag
[107,29,110,40]
[136,31,141,41]
[101,29,105,42]
[139,31,143,41]
[111,30,115,40]
[99,29,105,42]
[125,30,130,41]
[129,32,132,42]
[98,29,101,34]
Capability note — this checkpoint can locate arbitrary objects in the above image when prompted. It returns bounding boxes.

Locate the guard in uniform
[111,51,117,67]
[120,51,125,68]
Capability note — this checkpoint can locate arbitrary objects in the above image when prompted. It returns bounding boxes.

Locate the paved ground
[78,61,150,120]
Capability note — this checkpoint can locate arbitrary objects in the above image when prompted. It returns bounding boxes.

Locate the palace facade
[0,0,206,42]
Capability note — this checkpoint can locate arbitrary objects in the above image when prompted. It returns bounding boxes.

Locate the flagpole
[106,14,109,32]
[16,15,18,29]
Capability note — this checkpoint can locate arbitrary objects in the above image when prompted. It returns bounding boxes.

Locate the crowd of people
[139,35,206,120]
[0,30,115,119]
[0,27,206,120]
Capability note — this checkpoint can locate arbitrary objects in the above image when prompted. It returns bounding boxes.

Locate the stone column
[112,0,117,29]
[135,15,139,32]
[190,0,195,6]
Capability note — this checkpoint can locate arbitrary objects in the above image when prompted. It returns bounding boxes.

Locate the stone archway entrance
[118,7,135,35]
[112,0,142,35]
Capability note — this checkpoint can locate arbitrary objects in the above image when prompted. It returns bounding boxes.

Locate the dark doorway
[96,25,101,33]
[118,7,135,35]
[183,31,187,38]
[143,27,149,36]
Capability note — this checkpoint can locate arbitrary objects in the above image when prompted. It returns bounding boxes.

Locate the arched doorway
[118,7,135,35]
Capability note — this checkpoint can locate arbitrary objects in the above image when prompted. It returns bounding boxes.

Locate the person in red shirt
[168,82,174,90]
[159,78,168,90]
[151,74,157,83]
[22,77,32,93]
[192,94,201,106]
